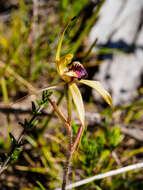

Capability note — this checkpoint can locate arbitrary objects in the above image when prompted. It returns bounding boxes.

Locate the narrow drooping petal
[71,124,83,153]
[80,79,113,108]
[69,83,85,125]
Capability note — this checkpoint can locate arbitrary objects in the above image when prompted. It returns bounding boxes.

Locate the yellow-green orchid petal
[58,54,73,75]
[69,83,85,125]
[55,21,71,62]
[80,79,113,109]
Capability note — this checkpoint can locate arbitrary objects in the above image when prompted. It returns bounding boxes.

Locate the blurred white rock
[89,0,143,106]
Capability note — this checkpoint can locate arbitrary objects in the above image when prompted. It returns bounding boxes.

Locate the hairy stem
[48,95,83,190]
[62,149,72,190]
[62,85,73,190]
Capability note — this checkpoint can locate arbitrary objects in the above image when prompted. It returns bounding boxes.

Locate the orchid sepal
[69,82,85,126]
[80,79,113,109]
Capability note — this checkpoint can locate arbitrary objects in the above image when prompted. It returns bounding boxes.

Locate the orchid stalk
[53,18,113,190]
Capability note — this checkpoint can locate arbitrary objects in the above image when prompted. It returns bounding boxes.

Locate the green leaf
[61,0,70,9]
[31,120,39,127]
[9,133,17,145]
[36,181,46,190]
[42,90,52,103]
[109,126,124,148]
[9,147,22,164]
[32,101,36,113]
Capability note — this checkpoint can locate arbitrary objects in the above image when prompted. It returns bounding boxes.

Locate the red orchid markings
[69,62,88,80]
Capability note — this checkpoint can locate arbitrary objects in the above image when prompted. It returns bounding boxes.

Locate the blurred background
[0,0,143,189]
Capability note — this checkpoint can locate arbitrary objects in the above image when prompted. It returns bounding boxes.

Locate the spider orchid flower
[55,20,113,126]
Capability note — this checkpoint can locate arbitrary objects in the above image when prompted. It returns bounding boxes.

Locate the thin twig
[55,162,143,190]
[0,104,45,174]
[41,93,64,132]
[47,98,67,124]
[112,151,122,167]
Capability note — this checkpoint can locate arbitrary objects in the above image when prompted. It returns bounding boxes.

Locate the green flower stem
[66,85,73,149]
[66,84,72,123]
